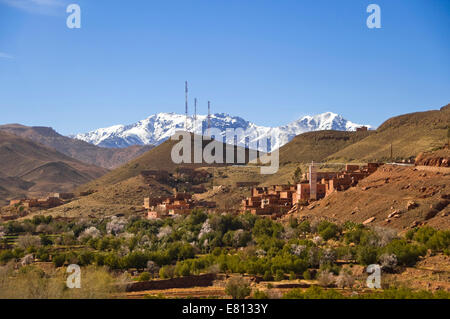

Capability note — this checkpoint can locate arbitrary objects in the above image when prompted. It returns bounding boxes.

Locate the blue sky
[0,0,449,135]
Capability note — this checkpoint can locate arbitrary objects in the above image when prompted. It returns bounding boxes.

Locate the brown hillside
[0,131,108,205]
[41,175,173,218]
[327,104,450,162]
[0,124,154,169]
[277,130,371,164]
[80,133,257,190]
[291,165,450,231]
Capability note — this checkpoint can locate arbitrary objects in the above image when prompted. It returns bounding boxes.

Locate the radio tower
[194,98,197,134]
[185,81,188,131]
[207,101,211,136]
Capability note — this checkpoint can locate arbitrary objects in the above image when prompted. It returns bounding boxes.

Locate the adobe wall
[125,273,217,292]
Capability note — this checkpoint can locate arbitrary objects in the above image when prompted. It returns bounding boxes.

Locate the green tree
[292,166,303,184]
[225,276,251,299]
[317,221,340,241]
[274,269,285,281]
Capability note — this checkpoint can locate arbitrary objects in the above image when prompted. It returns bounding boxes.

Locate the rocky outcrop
[415,148,450,167]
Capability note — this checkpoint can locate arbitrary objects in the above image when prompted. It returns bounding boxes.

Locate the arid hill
[79,133,258,190]
[327,104,450,162]
[289,165,449,231]
[43,175,173,218]
[0,124,154,169]
[277,130,371,165]
[0,131,108,205]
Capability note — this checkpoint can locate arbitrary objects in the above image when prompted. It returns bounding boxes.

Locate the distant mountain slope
[73,112,369,151]
[0,131,108,205]
[0,124,154,169]
[327,104,450,162]
[79,133,257,190]
[277,130,372,165]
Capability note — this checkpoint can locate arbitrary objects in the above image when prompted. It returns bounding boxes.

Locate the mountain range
[0,124,153,169]
[73,112,369,151]
[1,103,448,208]
[0,130,108,205]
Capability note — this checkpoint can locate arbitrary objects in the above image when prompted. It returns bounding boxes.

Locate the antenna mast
[194,98,197,134]
[185,81,188,132]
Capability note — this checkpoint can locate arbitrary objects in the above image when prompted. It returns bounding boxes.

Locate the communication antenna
[194,98,197,133]
[185,81,188,131]
[207,101,211,136]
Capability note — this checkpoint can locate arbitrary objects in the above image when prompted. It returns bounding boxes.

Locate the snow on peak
[73,112,370,150]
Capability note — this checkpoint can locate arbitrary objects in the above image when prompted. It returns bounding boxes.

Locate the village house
[242,162,382,217]
[241,185,296,218]
[9,196,64,209]
[144,191,216,219]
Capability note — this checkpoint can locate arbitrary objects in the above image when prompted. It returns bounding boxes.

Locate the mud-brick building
[293,183,327,202]
[242,185,296,217]
[9,196,63,209]
[241,162,382,217]
[144,191,216,219]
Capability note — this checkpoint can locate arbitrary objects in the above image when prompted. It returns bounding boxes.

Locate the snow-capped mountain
[73,112,369,151]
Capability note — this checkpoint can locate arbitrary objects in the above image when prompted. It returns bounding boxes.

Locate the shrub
[78,251,95,266]
[405,229,416,240]
[425,230,450,252]
[317,221,339,241]
[225,276,251,299]
[383,239,426,266]
[345,227,378,246]
[274,269,284,281]
[319,248,337,266]
[317,271,335,287]
[335,271,354,288]
[53,254,66,267]
[413,226,436,244]
[159,265,175,279]
[0,250,14,263]
[78,227,101,241]
[175,262,191,277]
[373,226,398,246]
[39,234,53,246]
[138,272,151,282]
[252,289,269,299]
[263,271,273,281]
[123,251,148,269]
[356,246,378,265]
[35,248,49,262]
[17,234,41,250]
[302,270,312,280]
[298,221,311,234]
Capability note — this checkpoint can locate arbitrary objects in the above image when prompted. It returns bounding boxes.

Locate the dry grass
[0,264,124,299]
